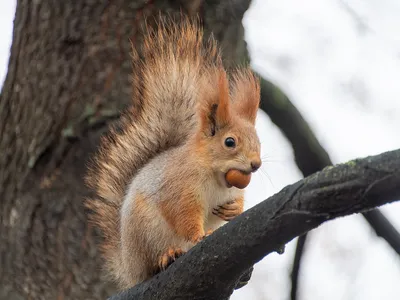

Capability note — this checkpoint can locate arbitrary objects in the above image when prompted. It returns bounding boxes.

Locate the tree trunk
[0,1,251,299]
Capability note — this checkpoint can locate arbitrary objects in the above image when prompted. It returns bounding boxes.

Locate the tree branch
[290,234,307,300]
[258,77,400,300]
[363,209,400,255]
[108,149,400,300]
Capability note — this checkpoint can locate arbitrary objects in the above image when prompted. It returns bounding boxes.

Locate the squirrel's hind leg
[155,229,215,273]
[157,248,186,272]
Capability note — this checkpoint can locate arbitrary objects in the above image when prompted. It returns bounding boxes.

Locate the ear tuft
[216,69,231,126]
[199,69,232,136]
[231,69,260,125]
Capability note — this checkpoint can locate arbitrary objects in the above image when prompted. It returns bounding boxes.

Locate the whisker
[261,155,284,164]
[261,159,281,164]
[258,166,275,189]
[261,154,284,161]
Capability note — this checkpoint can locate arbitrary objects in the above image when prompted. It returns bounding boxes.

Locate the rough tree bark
[0,1,251,299]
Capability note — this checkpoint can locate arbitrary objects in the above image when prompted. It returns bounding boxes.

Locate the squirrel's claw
[213,201,242,221]
[158,248,185,271]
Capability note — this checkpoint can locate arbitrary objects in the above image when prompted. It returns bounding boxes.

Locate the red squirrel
[85,17,261,289]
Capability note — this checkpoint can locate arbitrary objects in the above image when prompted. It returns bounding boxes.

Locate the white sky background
[1,1,399,299]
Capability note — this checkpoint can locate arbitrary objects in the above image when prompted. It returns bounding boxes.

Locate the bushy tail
[85,17,221,282]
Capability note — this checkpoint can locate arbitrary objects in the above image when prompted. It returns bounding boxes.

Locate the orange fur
[235,195,245,212]
[216,70,232,127]
[85,16,261,288]
[231,69,260,125]
[159,191,205,243]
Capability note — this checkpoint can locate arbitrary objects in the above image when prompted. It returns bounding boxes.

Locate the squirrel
[85,17,262,289]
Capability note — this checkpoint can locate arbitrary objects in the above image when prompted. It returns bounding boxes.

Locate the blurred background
[1,1,399,299]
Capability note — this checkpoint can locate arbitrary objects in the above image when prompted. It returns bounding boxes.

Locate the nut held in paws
[225,169,251,189]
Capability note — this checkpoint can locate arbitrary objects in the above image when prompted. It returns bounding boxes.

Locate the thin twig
[290,234,307,300]
[363,209,400,256]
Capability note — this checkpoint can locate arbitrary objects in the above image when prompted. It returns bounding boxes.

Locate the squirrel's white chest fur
[199,176,243,230]
[200,177,241,210]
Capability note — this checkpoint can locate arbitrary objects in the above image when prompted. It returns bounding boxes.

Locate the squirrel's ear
[199,69,231,136]
[231,69,260,125]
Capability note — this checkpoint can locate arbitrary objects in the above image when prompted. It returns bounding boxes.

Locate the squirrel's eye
[224,137,236,148]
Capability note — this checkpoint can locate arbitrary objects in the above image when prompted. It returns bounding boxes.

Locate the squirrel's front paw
[213,201,242,221]
[158,248,185,271]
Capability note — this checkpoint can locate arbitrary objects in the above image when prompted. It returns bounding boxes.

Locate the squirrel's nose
[250,159,262,172]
